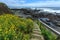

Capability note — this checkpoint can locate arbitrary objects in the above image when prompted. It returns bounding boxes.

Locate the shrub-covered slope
[0,14,34,40]
[0,3,12,14]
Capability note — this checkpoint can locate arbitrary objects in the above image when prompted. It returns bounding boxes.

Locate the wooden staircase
[30,23,44,40]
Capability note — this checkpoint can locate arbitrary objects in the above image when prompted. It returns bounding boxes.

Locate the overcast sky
[0,0,60,8]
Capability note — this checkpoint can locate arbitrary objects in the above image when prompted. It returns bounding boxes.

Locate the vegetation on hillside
[35,20,57,40]
[0,3,12,14]
[0,14,34,40]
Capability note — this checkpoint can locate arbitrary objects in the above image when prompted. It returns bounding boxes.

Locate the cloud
[0,0,26,6]
[18,1,60,7]
[0,0,60,7]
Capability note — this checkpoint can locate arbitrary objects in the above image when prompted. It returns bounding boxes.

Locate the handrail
[38,19,60,36]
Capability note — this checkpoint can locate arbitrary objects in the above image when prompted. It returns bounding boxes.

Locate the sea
[36,7,60,13]
[10,6,60,13]
[39,7,60,10]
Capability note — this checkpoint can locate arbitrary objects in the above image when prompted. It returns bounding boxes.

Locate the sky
[0,0,60,8]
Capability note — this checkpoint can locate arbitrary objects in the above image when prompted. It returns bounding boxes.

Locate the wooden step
[32,31,41,35]
[33,29,40,31]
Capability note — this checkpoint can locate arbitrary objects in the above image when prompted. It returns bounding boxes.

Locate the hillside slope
[0,3,12,14]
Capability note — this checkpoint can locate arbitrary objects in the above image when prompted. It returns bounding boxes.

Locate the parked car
[40,18,50,25]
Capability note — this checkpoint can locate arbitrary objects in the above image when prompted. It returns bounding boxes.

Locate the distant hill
[0,3,12,15]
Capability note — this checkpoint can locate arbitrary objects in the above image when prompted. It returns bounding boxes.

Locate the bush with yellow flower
[0,14,34,40]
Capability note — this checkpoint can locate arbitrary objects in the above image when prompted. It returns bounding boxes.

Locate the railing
[38,19,60,39]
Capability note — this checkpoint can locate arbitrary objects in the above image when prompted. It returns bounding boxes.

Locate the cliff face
[0,3,12,15]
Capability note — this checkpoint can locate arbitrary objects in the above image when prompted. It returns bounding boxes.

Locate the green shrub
[0,14,34,40]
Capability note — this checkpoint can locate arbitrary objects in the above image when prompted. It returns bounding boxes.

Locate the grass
[35,20,57,40]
